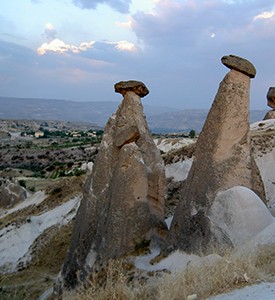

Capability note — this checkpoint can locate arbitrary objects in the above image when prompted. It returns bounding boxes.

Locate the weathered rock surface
[59,82,166,291]
[167,56,265,253]
[267,87,275,109]
[209,186,273,246]
[114,80,149,97]
[251,119,275,216]
[0,131,11,139]
[263,110,275,120]
[221,55,256,78]
[0,180,27,209]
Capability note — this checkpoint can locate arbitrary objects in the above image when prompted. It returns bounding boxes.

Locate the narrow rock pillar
[166,55,265,253]
[57,80,167,292]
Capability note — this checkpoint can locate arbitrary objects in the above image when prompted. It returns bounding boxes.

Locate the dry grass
[157,256,261,300]
[252,244,275,276]
[0,223,74,299]
[64,260,155,300]
[64,243,275,300]
[0,269,54,300]
[28,222,73,274]
[0,176,83,231]
[2,242,274,299]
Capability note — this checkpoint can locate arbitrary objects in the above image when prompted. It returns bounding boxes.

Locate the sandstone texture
[167,57,265,253]
[267,87,275,109]
[59,82,166,290]
[250,119,275,216]
[0,180,27,209]
[221,55,256,78]
[209,186,273,246]
[263,110,275,120]
[114,80,149,97]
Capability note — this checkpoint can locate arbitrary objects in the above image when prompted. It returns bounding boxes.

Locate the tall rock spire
[58,80,167,291]
[167,55,265,253]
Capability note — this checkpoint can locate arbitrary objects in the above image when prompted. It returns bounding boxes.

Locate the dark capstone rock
[114,80,149,97]
[221,55,256,78]
[267,87,275,109]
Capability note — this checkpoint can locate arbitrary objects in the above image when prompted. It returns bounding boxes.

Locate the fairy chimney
[57,80,167,292]
[166,55,265,254]
[263,87,275,120]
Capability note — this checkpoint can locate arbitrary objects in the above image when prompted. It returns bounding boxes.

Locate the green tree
[189,129,196,138]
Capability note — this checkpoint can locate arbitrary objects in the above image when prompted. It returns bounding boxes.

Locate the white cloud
[37,39,95,55]
[115,16,132,28]
[37,38,137,56]
[78,41,96,51]
[43,23,57,41]
[253,11,274,20]
[106,40,137,52]
[45,23,54,30]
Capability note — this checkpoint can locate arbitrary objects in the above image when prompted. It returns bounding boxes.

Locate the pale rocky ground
[251,119,275,215]
[0,119,274,299]
[154,137,196,153]
[208,282,275,300]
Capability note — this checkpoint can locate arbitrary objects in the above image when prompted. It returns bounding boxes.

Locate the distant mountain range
[0,96,267,133]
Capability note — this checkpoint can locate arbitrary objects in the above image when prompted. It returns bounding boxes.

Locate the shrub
[74,169,86,177]
[189,129,196,138]
[46,165,55,172]
[50,187,62,195]
[18,180,26,188]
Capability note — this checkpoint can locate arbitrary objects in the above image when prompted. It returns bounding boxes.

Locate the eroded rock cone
[0,179,27,209]
[263,87,275,120]
[263,110,275,120]
[58,80,167,292]
[166,55,265,254]
[267,87,275,109]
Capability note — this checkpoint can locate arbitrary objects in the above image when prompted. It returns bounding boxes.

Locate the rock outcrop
[114,80,149,97]
[167,55,265,253]
[263,87,275,120]
[208,186,273,246]
[0,180,27,209]
[58,81,166,291]
[221,54,256,78]
[264,110,275,120]
[251,119,275,216]
[267,87,275,109]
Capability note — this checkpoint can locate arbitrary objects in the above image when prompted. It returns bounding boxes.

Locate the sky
[1,0,275,110]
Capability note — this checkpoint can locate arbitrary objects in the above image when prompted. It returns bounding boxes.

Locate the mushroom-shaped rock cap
[114,80,149,98]
[221,55,256,78]
[267,87,275,109]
